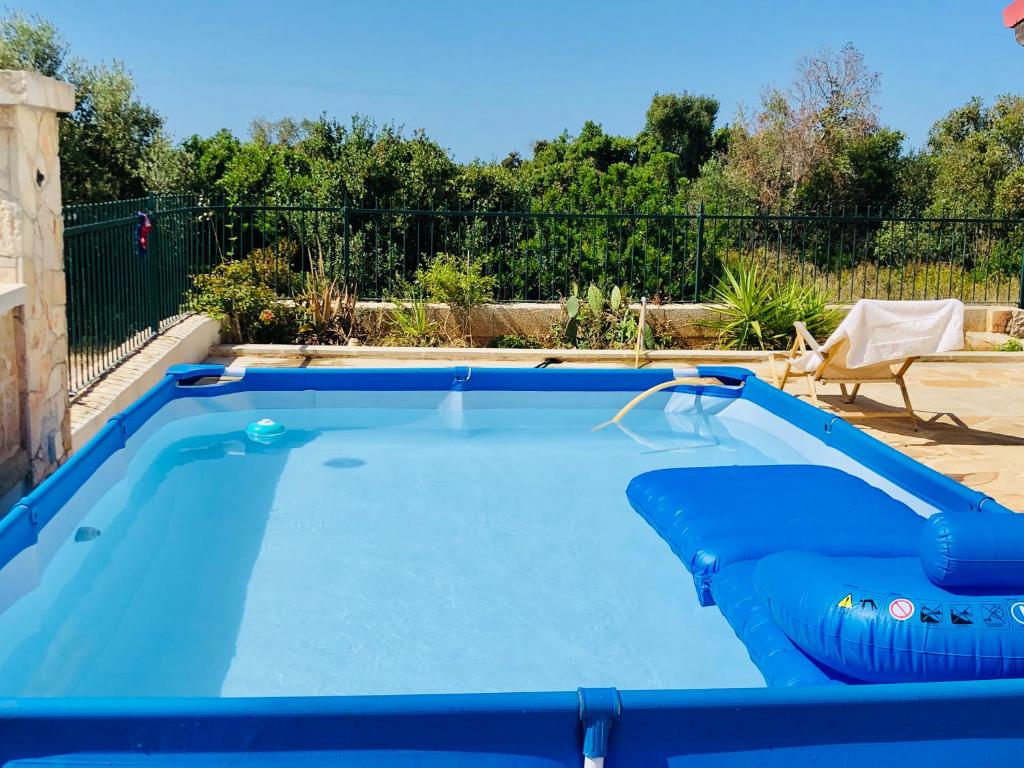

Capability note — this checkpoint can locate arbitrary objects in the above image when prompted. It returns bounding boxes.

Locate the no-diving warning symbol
[889,598,915,621]
[1011,602,1024,626]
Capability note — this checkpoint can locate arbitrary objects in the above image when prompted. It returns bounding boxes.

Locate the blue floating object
[921,511,1024,589]
[246,418,285,444]
[626,465,924,605]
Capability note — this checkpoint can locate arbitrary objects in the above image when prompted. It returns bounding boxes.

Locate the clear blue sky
[27,0,1024,161]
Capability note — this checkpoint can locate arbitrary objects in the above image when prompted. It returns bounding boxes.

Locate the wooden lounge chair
[768,299,965,430]
[770,321,918,429]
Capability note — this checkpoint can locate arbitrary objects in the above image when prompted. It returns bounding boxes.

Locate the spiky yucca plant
[296,243,358,344]
[708,265,837,350]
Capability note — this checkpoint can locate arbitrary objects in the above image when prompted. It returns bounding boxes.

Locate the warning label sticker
[919,602,942,624]
[983,603,1007,627]
[889,598,915,621]
[950,605,974,626]
[858,597,878,613]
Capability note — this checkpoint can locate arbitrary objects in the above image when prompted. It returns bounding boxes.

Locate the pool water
[0,387,928,698]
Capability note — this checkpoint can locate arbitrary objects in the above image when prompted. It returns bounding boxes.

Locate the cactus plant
[566,294,580,320]
[552,282,657,350]
[587,285,603,316]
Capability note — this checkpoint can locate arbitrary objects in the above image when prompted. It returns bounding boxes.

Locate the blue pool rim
[1,363,1022,765]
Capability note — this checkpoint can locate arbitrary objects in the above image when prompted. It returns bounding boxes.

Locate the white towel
[792,299,964,371]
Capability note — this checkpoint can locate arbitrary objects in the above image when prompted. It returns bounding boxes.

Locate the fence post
[1018,239,1024,309]
[142,207,160,336]
[148,194,160,327]
[694,201,706,303]
[342,192,351,287]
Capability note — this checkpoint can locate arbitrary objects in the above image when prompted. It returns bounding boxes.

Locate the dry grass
[716,251,1021,305]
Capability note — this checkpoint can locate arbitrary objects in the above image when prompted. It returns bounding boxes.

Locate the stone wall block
[1008,309,1024,338]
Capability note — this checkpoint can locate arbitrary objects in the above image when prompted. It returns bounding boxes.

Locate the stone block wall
[0,71,74,487]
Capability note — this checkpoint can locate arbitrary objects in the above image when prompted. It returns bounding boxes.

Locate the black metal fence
[63,195,221,395]
[63,195,1024,393]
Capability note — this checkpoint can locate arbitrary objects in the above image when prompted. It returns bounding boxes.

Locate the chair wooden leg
[806,375,819,406]
[770,355,792,389]
[839,383,849,399]
[849,383,860,403]
[896,376,917,431]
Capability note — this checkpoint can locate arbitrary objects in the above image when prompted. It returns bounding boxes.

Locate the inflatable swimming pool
[2,364,1024,766]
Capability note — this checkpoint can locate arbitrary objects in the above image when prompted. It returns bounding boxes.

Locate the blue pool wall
[3,682,1024,765]
[0,363,1022,765]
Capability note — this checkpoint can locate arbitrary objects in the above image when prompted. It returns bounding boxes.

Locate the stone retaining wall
[351,301,1019,347]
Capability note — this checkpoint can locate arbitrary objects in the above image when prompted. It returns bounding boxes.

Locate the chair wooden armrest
[792,321,821,353]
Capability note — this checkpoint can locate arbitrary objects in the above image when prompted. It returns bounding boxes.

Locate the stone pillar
[0,71,75,484]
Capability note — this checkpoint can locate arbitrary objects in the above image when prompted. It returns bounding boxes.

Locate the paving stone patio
[764,361,1024,512]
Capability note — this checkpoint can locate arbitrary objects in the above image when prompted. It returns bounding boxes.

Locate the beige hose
[593,375,737,431]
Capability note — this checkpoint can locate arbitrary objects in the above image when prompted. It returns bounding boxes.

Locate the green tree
[171,129,242,198]
[641,92,719,180]
[218,134,309,203]
[724,43,902,213]
[60,60,164,201]
[894,150,936,213]
[0,10,168,203]
[927,95,1024,216]
[0,11,64,76]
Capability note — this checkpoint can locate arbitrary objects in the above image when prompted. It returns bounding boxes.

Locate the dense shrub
[416,253,496,342]
[190,248,302,343]
[489,334,541,349]
[418,253,496,307]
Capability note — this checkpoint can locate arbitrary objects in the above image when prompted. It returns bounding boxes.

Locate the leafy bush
[418,253,496,307]
[997,337,1023,352]
[872,219,935,267]
[489,333,541,349]
[551,283,656,350]
[416,253,496,341]
[239,241,303,294]
[976,224,1024,278]
[190,250,300,343]
[708,266,838,350]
